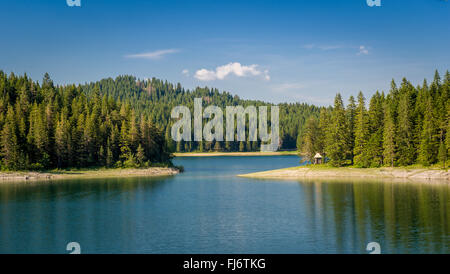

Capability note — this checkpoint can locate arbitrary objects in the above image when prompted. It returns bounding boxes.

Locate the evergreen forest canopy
[298,70,449,168]
[0,70,318,170]
[0,69,448,171]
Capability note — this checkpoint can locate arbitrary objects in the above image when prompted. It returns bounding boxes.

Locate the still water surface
[0,156,448,253]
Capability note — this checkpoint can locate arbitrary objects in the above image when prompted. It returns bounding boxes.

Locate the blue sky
[1,0,449,105]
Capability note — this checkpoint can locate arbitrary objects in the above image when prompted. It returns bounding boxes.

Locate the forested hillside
[0,72,172,170]
[79,76,319,152]
[298,70,449,168]
[0,71,318,170]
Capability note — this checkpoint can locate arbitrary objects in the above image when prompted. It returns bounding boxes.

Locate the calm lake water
[0,156,448,254]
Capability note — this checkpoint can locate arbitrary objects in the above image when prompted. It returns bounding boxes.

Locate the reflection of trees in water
[0,177,175,253]
[0,176,174,202]
[300,180,449,254]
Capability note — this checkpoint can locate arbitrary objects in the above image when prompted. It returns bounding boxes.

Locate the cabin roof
[314,153,322,158]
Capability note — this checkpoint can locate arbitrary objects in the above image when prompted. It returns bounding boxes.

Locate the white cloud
[358,45,369,55]
[195,69,217,81]
[194,62,270,81]
[125,49,179,60]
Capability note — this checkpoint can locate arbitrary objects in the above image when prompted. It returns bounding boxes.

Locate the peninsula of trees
[298,70,449,168]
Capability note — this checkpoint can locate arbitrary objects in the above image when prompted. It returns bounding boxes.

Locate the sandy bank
[174,151,298,157]
[238,166,449,181]
[0,167,180,182]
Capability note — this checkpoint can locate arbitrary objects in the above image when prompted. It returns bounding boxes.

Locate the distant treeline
[79,75,319,152]
[298,70,449,168]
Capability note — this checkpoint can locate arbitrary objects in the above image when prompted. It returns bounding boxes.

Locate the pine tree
[326,94,347,166]
[396,83,415,166]
[1,106,20,170]
[55,114,70,168]
[353,92,369,167]
[300,116,320,163]
[418,97,438,166]
[120,120,131,161]
[318,108,330,158]
[83,113,96,165]
[366,92,384,167]
[346,96,356,164]
[165,125,175,153]
[383,97,396,167]
[136,144,146,167]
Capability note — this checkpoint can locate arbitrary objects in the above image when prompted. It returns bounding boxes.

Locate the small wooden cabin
[314,153,323,164]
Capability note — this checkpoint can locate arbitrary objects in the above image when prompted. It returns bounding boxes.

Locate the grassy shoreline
[174,151,299,157]
[238,165,449,181]
[0,167,180,182]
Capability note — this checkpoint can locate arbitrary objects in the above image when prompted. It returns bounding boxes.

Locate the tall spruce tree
[353,92,369,167]
[300,116,320,163]
[366,91,385,167]
[383,96,396,167]
[326,94,348,166]
[346,96,356,164]
[396,80,415,166]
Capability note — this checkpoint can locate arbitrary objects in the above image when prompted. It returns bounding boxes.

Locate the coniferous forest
[0,70,448,171]
[298,70,449,168]
[0,71,172,170]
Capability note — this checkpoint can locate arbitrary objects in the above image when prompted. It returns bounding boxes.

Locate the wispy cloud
[182,69,189,76]
[304,43,370,55]
[357,45,369,55]
[194,62,270,81]
[125,49,180,60]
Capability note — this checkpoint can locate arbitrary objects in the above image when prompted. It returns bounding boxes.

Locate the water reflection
[0,176,174,254]
[0,156,448,254]
[299,179,450,253]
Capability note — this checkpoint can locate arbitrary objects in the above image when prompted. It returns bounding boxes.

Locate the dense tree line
[298,71,449,168]
[0,72,171,170]
[79,76,320,152]
[0,71,319,170]
[3,69,445,171]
